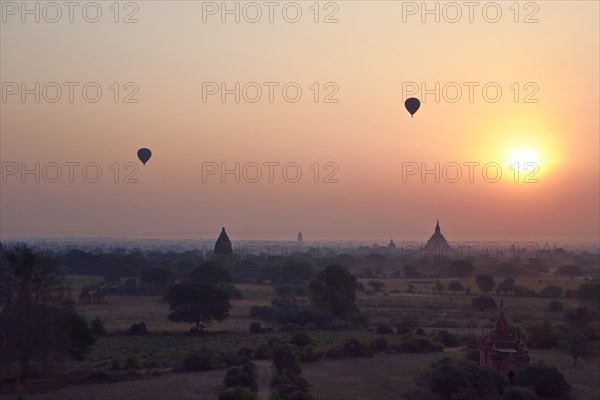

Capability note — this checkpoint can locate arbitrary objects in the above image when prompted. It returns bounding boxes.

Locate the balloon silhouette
[404,97,421,117]
[137,148,152,166]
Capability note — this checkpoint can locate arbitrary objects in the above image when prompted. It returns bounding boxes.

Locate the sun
[508,148,540,170]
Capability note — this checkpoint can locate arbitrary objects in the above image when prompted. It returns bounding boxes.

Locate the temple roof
[425,220,450,249]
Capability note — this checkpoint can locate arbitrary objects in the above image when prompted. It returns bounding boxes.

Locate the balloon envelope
[137,148,152,165]
[404,97,421,117]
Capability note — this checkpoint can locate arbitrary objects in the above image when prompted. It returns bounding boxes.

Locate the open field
[0,370,225,400]
[359,276,589,294]
[303,351,600,400]
[73,279,273,332]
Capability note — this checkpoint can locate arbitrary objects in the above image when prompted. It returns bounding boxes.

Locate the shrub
[548,299,563,313]
[340,338,373,357]
[376,323,394,334]
[128,322,148,335]
[237,348,254,358]
[464,347,480,362]
[526,321,559,349]
[326,347,343,359]
[299,345,321,362]
[223,361,257,391]
[397,318,419,334]
[514,362,571,398]
[253,344,272,360]
[437,330,460,347]
[399,337,443,353]
[90,318,106,336]
[273,344,301,374]
[422,359,507,399]
[289,332,312,347]
[249,321,263,334]
[539,285,563,299]
[369,337,389,352]
[182,350,220,371]
[501,386,540,400]
[124,354,141,370]
[471,296,497,311]
[218,386,256,400]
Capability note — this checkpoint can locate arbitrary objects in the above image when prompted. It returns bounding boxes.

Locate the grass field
[303,350,600,400]
[3,274,594,400]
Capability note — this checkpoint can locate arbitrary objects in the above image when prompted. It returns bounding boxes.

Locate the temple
[388,240,396,249]
[298,232,303,244]
[214,227,233,255]
[424,219,451,252]
[479,300,530,381]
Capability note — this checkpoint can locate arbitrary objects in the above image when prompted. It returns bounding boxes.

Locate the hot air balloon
[137,148,152,166]
[404,97,421,117]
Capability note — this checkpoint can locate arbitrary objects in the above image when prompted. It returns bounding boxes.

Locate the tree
[562,328,595,366]
[501,387,540,400]
[278,260,315,284]
[514,362,571,398]
[165,284,231,331]
[0,245,95,383]
[404,265,419,278]
[434,280,444,294]
[496,278,516,295]
[188,263,230,286]
[367,280,385,292]
[140,267,172,287]
[475,275,495,293]
[526,321,559,349]
[471,296,497,311]
[422,358,507,399]
[447,281,464,294]
[577,283,600,307]
[556,265,582,278]
[449,260,474,278]
[548,299,563,313]
[272,343,301,374]
[539,285,563,299]
[309,265,358,317]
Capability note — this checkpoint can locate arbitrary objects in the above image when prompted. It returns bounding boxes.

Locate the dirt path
[254,360,273,400]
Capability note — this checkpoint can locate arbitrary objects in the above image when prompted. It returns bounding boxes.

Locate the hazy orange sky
[1,1,599,243]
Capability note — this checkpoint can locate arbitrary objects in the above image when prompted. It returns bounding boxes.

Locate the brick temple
[479,300,530,381]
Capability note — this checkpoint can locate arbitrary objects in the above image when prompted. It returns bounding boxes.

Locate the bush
[182,350,220,371]
[218,386,256,400]
[273,344,301,374]
[237,347,254,358]
[422,359,507,399]
[369,337,389,353]
[376,323,394,334]
[124,354,141,370]
[289,332,312,347]
[471,296,497,311]
[464,347,480,362]
[128,322,147,335]
[299,345,321,362]
[90,318,106,336]
[501,386,540,400]
[325,347,343,359]
[437,330,460,347]
[539,285,563,299]
[526,321,559,349]
[398,337,444,353]
[253,344,272,360]
[397,318,419,334]
[223,361,257,391]
[514,362,571,398]
[249,322,263,334]
[548,299,563,313]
